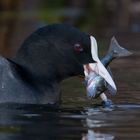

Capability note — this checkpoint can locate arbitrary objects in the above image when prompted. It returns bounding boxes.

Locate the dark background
[0,0,139,57]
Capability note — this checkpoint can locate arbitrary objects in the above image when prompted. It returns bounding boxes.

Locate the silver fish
[85,37,132,101]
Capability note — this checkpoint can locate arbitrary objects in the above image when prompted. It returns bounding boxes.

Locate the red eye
[74,43,83,52]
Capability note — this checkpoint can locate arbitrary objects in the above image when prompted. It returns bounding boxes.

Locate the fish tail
[108,36,132,58]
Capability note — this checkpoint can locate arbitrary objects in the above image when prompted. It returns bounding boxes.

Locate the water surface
[0,102,139,140]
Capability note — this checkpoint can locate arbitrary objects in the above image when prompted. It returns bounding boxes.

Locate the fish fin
[108,36,133,58]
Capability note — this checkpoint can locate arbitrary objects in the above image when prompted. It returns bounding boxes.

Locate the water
[0,103,139,140]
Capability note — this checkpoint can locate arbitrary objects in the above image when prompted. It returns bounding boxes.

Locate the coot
[0,24,95,105]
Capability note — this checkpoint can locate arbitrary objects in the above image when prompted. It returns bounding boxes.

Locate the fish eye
[74,43,83,52]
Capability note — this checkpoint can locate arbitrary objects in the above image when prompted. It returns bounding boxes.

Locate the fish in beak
[84,36,117,98]
[83,36,132,104]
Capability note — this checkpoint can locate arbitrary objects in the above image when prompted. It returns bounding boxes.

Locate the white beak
[84,36,117,92]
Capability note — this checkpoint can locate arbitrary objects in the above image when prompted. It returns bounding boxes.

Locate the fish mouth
[83,63,97,98]
[83,63,106,99]
[78,63,96,79]
[83,64,95,75]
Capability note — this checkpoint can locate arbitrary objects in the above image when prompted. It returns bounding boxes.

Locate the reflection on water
[0,103,140,140]
[82,130,114,140]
